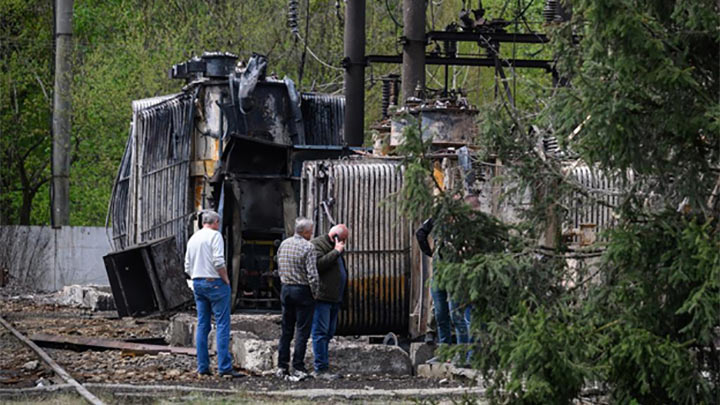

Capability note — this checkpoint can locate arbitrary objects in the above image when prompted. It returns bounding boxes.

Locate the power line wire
[385,0,403,29]
[295,33,344,71]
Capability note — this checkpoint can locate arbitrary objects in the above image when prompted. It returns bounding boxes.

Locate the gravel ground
[0,328,54,388]
[0,292,470,394]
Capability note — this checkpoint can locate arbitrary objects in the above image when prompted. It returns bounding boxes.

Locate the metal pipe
[343,0,365,146]
[52,0,74,227]
[401,0,425,104]
[368,54,552,70]
[427,30,549,44]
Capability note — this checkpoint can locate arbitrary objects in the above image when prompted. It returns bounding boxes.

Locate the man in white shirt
[184,210,241,378]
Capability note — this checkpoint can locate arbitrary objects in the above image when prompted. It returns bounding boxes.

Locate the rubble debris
[2,295,474,397]
[231,337,276,373]
[416,362,482,384]
[21,361,39,371]
[54,285,115,311]
[30,333,196,356]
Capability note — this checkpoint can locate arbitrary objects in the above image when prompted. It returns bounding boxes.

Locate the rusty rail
[0,315,105,405]
[29,333,196,356]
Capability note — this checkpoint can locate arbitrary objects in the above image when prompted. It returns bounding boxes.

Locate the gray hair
[201,210,220,225]
[294,217,314,234]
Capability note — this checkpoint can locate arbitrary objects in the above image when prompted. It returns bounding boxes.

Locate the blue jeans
[193,278,232,374]
[311,301,339,372]
[278,284,315,372]
[430,286,472,344]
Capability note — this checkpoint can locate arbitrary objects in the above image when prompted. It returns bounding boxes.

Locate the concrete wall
[0,226,111,291]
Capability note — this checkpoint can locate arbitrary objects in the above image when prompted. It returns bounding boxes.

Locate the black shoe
[220,370,244,378]
[424,332,436,344]
[198,370,212,376]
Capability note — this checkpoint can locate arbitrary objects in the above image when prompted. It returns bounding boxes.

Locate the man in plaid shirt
[275,217,319,380]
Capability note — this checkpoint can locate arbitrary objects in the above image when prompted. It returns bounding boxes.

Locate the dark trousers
[278,284,315,372]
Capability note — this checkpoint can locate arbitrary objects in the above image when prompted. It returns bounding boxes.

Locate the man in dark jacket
[309,224,348,380]
[416,216,471,350]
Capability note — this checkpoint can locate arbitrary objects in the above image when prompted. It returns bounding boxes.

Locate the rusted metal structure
[301,159,414,336]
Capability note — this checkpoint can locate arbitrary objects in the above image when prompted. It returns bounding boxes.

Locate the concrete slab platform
[166,313,280,346]
[167,313,413,376]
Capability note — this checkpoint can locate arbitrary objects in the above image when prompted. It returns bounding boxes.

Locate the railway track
[0,315,105,404]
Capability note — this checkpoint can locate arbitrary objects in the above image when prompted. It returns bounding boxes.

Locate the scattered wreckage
[104,52,620,340]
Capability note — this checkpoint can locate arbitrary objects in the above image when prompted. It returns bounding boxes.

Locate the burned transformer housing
[107,52,354,317]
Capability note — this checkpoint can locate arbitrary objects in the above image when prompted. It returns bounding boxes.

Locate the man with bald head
[309,224,348,379]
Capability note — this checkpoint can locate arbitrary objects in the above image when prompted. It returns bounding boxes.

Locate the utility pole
[52,0,73,227]
[401,0,425,104]
[343,0,366,146]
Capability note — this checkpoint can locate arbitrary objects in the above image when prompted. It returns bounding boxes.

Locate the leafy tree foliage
[400,1,719,404]
[0,1,54,224]
[1,0,546,225]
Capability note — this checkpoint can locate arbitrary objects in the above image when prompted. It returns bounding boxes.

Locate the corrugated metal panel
[132,94,181,113]
[301,159,410,335]
[110,138,132,250]
[300,93,344,146]
[110,94,181,251]
[110,93,195,256]
[565,164,621,243]
[135,94,195,256]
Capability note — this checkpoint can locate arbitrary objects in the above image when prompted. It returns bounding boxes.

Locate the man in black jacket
[309,224,348,380]
[416,216,471,350]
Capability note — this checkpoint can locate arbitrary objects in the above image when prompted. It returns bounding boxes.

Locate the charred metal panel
[223,136,290,176]
[301,93,345,146]
[170,52,238,81]
[110,139,132,250]
[216,137,356,311]
[301,159,410,336]
[110,94,182,251]
[134,94,195,256]
[229,81,296,145]
[224,177,292,311]
[233,179,287,234]
[103,236,193,317]
[147,237,194,309]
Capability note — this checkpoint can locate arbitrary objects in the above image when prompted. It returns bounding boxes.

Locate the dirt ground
[0,288,477,404]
